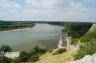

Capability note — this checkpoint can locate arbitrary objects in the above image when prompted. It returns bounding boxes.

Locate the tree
[31,45,47,55]
[28,54,39,62]
[64,22,92,38]
[0,45,12,52]
[0,56,12,63]
[19,51,28,62]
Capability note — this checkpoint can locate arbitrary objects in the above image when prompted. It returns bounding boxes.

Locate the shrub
[75,40,96,59]
[53,48,66,55]
[28,54,39,62]
[63,42,67,47]
[0,45,12,52]
[71,38,79,45]
[19,51,29,62]
[48,49,53,53]
[0,56,13,63]
[31,45,47,55]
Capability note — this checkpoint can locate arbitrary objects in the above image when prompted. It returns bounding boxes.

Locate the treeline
[0,21,35,31]
[63,22,93,38]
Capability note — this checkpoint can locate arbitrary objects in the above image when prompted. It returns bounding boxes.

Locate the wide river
[0,24,63,51]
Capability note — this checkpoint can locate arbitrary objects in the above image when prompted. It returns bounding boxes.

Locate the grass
[25,48,78,63]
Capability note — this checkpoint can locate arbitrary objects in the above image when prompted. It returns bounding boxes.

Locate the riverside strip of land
[0,21,35,31]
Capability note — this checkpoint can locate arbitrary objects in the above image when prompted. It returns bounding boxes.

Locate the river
[0,23,63,51]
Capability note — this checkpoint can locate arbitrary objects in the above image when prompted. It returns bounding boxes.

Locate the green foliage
[75,40,96,59]
[0,56,12,63]
[71,38,79,45]
[19,51,29,62]
[28,45,47,62]
[0,45,12,52]
[13,58,20,63]
[31,45,47,55]
[48,49,53,53]
[18,45,47,62]
[53,48,66,55]
[63,42,67,47]
[0,56,11,63]
[80,30,96,42]
[28,54,39,62]
[0,56,18,63]
[64,22,92,38]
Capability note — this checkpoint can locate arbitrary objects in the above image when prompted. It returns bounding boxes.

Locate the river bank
[0,27,34,33]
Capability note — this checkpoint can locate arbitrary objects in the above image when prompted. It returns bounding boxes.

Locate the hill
[26,48,78,63]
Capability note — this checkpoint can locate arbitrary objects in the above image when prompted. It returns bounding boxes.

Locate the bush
[17,45,47,62]
[14,58,20,63]
[53,48,66,55]
[31,45,47,55]
[48,49,53,53]
[63,42,67,47]
[71,38,79,45]
[28,54,39,62]
[0,56,11,63]
[0,45,12,52]
[75,40,96,59]
[19,51,29,62]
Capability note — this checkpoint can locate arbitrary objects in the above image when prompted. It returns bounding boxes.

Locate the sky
[0,0,96,22]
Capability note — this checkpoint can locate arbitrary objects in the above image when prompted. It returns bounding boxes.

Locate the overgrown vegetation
[30,45,47,55]
[63,23,96,60]
[63,22,92,38]
[18,51,29,62]
[80,30,96,42]
[18,45,47,62]
[0,45,12,52]
[71,38,80,46]
[74,30,96,59]
[0,45,47,63]
[0,56,19,63]
[53,48,66,55]
[75,40,96,59]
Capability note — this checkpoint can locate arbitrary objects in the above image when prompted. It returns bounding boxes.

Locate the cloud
[42,0,89,11]
[25,0,40,7]
[42,0,72,8]
[5,8,92,22]
[0,0,21,9]
[0,0,95,22]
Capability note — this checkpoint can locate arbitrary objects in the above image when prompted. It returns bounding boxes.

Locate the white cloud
[0,0,95,22]
[14,4,21,8]
[25,0,40,7]
[0,0,21,9]
[6,8,92,21]
[41,0,89,11]
[41,0,72,8]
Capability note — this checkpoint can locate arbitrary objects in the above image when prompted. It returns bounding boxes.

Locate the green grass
[25,48,78,63]
[80,30,96,42]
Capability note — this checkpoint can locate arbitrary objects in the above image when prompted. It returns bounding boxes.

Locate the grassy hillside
[25,48,78,63]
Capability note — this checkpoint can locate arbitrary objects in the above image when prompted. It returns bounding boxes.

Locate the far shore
[0,27,33,33]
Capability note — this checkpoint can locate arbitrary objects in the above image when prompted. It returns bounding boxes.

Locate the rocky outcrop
[58,35,64,48]
[89,24,96,31]
[68,53,96,63]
